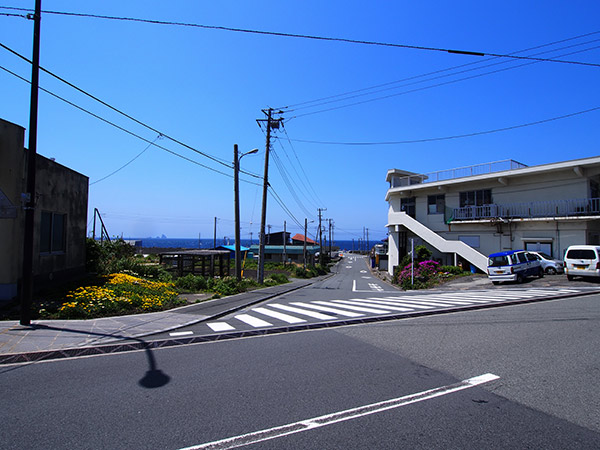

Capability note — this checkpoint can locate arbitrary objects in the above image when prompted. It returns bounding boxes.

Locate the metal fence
[452,198,600,221]
[390,159,527,188]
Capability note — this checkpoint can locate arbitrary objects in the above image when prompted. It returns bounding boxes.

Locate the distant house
[0,118,89,301]
[264,231,290,245]
[248,244,320,264]
[291,233,317,246]
[216,244,250,259]
[386,157,600,277]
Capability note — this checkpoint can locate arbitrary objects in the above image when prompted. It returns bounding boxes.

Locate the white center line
[179,373,500,450]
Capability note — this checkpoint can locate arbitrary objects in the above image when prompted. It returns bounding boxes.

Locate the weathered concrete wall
[0,119,26,300]
[0,118,89,300]
[33,153,89,285]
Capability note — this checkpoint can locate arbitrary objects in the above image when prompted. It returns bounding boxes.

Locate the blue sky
[1,1,599,242]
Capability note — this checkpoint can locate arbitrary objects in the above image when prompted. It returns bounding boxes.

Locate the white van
[563,245,600,280]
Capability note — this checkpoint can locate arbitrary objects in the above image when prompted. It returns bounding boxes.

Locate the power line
[268,186,304,230]
[271,149,313,218]
[281,106,600,146]
[279,127,325,208]
[277,31,600,112]
[0,41,261,180]
[282,37,600,114]
[2,6,599,68]
[286,44,600,120]
[90,135,161,185]
[0,64,261,184]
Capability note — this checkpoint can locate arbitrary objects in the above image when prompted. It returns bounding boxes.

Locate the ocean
[128,238,379,251]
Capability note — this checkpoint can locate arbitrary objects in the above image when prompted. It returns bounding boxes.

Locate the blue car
[487,250,544,285]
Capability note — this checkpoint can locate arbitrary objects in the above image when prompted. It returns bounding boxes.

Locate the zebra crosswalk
[199,288,582,334]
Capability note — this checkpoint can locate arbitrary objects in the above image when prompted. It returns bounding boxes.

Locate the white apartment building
[386,156,600,276]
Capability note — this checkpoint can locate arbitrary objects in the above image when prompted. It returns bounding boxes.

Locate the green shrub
[175,274,208,292]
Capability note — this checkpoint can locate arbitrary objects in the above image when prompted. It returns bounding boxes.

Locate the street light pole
[234,145,258,281]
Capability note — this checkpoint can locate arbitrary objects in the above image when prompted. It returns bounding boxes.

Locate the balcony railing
[452,198,600,221]
[390,159,527,188]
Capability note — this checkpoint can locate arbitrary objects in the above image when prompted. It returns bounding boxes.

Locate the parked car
[487,250,544,285]
[564,245,600,280]
[529,251,564,274]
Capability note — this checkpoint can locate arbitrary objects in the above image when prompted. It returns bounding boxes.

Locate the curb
[0,273,331,364]
[1,287,597,366]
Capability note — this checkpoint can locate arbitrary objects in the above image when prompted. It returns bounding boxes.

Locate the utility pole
[267,224,272,244]
[234,144,258,281]
[283,221,287,266]
[256,108,283,283]
[328,219,332,256]
[303,218,308,269]
[366,227,370,252]
[317,208,325,265]
[20,0,42,326]
[213,217,217,249]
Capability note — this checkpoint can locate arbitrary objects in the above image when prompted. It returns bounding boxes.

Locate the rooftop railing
[390,159,527,188]
[451,198,600,221]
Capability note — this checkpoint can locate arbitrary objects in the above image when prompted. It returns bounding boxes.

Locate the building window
[40,211,66,254]
[459,189,492,207]
[401,197,416,218]
[428,194,445,214]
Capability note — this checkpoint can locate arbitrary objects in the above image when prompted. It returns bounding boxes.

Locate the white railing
[452,198,600,221]
[390,159,527,188]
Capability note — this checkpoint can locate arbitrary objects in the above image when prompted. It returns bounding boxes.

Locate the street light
[234,144,258,281]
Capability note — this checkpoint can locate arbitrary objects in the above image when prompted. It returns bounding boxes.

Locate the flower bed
[395,261,466,290]
[57,273,184,319]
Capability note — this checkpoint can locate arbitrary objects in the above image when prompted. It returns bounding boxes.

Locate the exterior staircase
[388,212,488,272]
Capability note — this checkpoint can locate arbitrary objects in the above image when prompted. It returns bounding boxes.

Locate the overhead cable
[281,106,600,145]
[0,64,261,185]
[0,41,261,180]
[1,6,599,68]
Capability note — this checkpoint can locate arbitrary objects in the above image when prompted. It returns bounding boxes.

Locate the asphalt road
[154,255,595,340]
[1,288,598,448]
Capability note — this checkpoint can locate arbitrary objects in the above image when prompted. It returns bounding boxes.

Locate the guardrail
[390,159,527,187]
[452,198,600,220]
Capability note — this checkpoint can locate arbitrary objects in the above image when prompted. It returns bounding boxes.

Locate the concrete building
[386,157,600,276]
[0,118,89,301]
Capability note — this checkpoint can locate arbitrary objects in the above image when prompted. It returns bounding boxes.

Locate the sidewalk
[0,278,314,361]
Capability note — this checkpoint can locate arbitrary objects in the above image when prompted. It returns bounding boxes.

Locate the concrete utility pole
[318,208,326,265]
[234,144,258,281]
[328,219,332,256]
[303,218,308,269]
[20,0,42,326]
[283,221,287,265]
[257,108,283,283]
[213,217,217,249]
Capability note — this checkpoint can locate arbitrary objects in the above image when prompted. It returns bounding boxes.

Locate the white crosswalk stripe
[269,303,337,320]
[234,314,272,328]
[290,302,364,317]
[207,322,236,332]
[202,288,586,333]
[314,300,391,314]
[253,307,307,324]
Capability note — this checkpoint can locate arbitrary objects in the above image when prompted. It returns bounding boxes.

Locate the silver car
[529,251,564,275]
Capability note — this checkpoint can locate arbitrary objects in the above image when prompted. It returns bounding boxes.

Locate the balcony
[390,159,527,188]
[451,198,600,221]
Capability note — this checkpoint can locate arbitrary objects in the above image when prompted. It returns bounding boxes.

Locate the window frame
[40,211,67,254]
[427,194,445,215]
